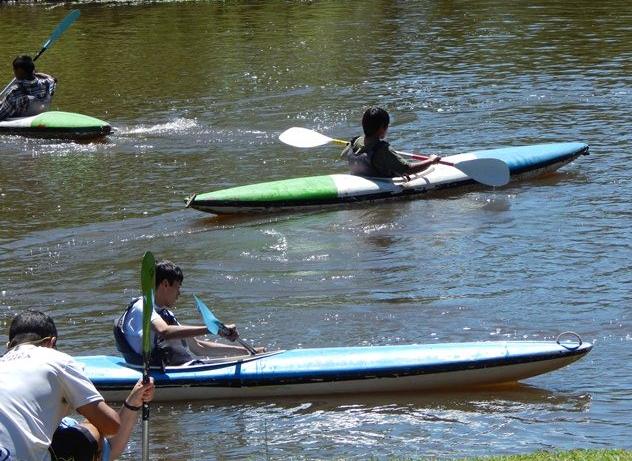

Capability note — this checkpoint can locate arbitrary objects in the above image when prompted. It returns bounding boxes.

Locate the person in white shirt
[0,310,154,461]
[117,260,263,366]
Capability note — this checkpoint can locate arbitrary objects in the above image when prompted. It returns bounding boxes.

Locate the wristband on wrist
[123,400,142,411]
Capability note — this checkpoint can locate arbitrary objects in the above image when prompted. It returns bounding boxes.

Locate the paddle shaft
[237,338,258,355]
[140,252,156,461]
[0,10,80,101]
[329,137,459,166]
[278,127,510,187]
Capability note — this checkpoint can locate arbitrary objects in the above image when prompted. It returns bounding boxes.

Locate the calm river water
[1,1,631,459]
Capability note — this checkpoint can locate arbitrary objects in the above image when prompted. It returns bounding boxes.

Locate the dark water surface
[1,1,631,459]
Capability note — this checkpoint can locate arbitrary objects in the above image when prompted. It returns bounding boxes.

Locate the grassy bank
[467,449,632,460]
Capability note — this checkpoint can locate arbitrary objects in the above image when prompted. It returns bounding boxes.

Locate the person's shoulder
[44,348,94,378]
[125,297,143,313]
[40,346,78,365]
[352,135,364,147]
[34,73,53,81]
[373,139,393,155]
[12,345,77,367]
[4,82,21,96]
[126,296,159,321]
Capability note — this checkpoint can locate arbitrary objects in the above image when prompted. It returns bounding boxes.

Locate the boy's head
[362,107,390,139]
[155,260,183,307]
[7,310,57,349]
[12,55,35,81]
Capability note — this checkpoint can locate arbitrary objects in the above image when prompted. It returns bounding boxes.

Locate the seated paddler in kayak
[115,259,264,367]
[342,106,441,178]
[0,55,57,121]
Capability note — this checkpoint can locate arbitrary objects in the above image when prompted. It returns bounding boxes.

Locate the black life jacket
[114,298,195,367]
[343,136,389,177]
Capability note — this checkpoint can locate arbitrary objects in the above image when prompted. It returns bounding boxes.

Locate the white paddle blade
[279,127,334,148]
[453,158,510,187]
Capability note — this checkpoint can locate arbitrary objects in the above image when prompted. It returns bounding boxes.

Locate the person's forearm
[77,401,120,437]
[408,159,435,174]
[198,339,246,350]
[107,405,140,460]
[158,324,208,340]
[193,339,249,355]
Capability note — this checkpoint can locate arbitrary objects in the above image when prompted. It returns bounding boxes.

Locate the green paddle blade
[140,252,156,360]
[194,295,221,335]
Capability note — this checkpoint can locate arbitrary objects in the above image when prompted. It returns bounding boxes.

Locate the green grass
[466,449,632,460]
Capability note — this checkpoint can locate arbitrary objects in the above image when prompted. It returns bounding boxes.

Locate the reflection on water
[138,386,592,461]
[1,0,631,459]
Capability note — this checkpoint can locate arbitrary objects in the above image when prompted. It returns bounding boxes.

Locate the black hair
[155,260,183,288]
[362,107,390,137]
[8,310,57,348]
[12,55,35,75]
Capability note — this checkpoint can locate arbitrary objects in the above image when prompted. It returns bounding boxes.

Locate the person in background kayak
[0,310,155,461]
[342,106,441,178]
[0,55,57,121]
[116,260,261,367]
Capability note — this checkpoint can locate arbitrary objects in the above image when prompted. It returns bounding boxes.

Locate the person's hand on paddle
[219,324,239,342]
[126,378,155,408]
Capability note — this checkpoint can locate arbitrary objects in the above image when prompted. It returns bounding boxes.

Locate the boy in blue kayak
[342,106,440,178]
[0,55,57,121]
[116,260,262,366]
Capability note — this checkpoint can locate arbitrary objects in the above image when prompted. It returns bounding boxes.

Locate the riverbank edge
[464,449,632,460]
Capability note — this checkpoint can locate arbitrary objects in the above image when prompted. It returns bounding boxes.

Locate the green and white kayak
[0,110,112,140]
[187,142,589,215]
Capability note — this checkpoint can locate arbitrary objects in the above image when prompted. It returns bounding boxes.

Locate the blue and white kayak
[186,142,589,214]
[78,337,592,402]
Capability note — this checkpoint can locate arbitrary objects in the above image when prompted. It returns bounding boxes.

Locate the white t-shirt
[0,345,104,461]
[122,298,161,355]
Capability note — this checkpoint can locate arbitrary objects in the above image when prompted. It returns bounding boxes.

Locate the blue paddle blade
[194,295,221,335]
[43,10,81,49]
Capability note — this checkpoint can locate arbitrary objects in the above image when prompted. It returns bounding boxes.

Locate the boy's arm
[76,401,120,436]
[107,378,155,459]
[376,147,439,177]
[34,72,57,82]
[188,337,249,356]
[151,316,208,340]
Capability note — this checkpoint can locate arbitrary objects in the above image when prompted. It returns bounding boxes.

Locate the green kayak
[0,111,112,140]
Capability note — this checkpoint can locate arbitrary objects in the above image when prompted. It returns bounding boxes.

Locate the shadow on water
[156,383,592,414]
